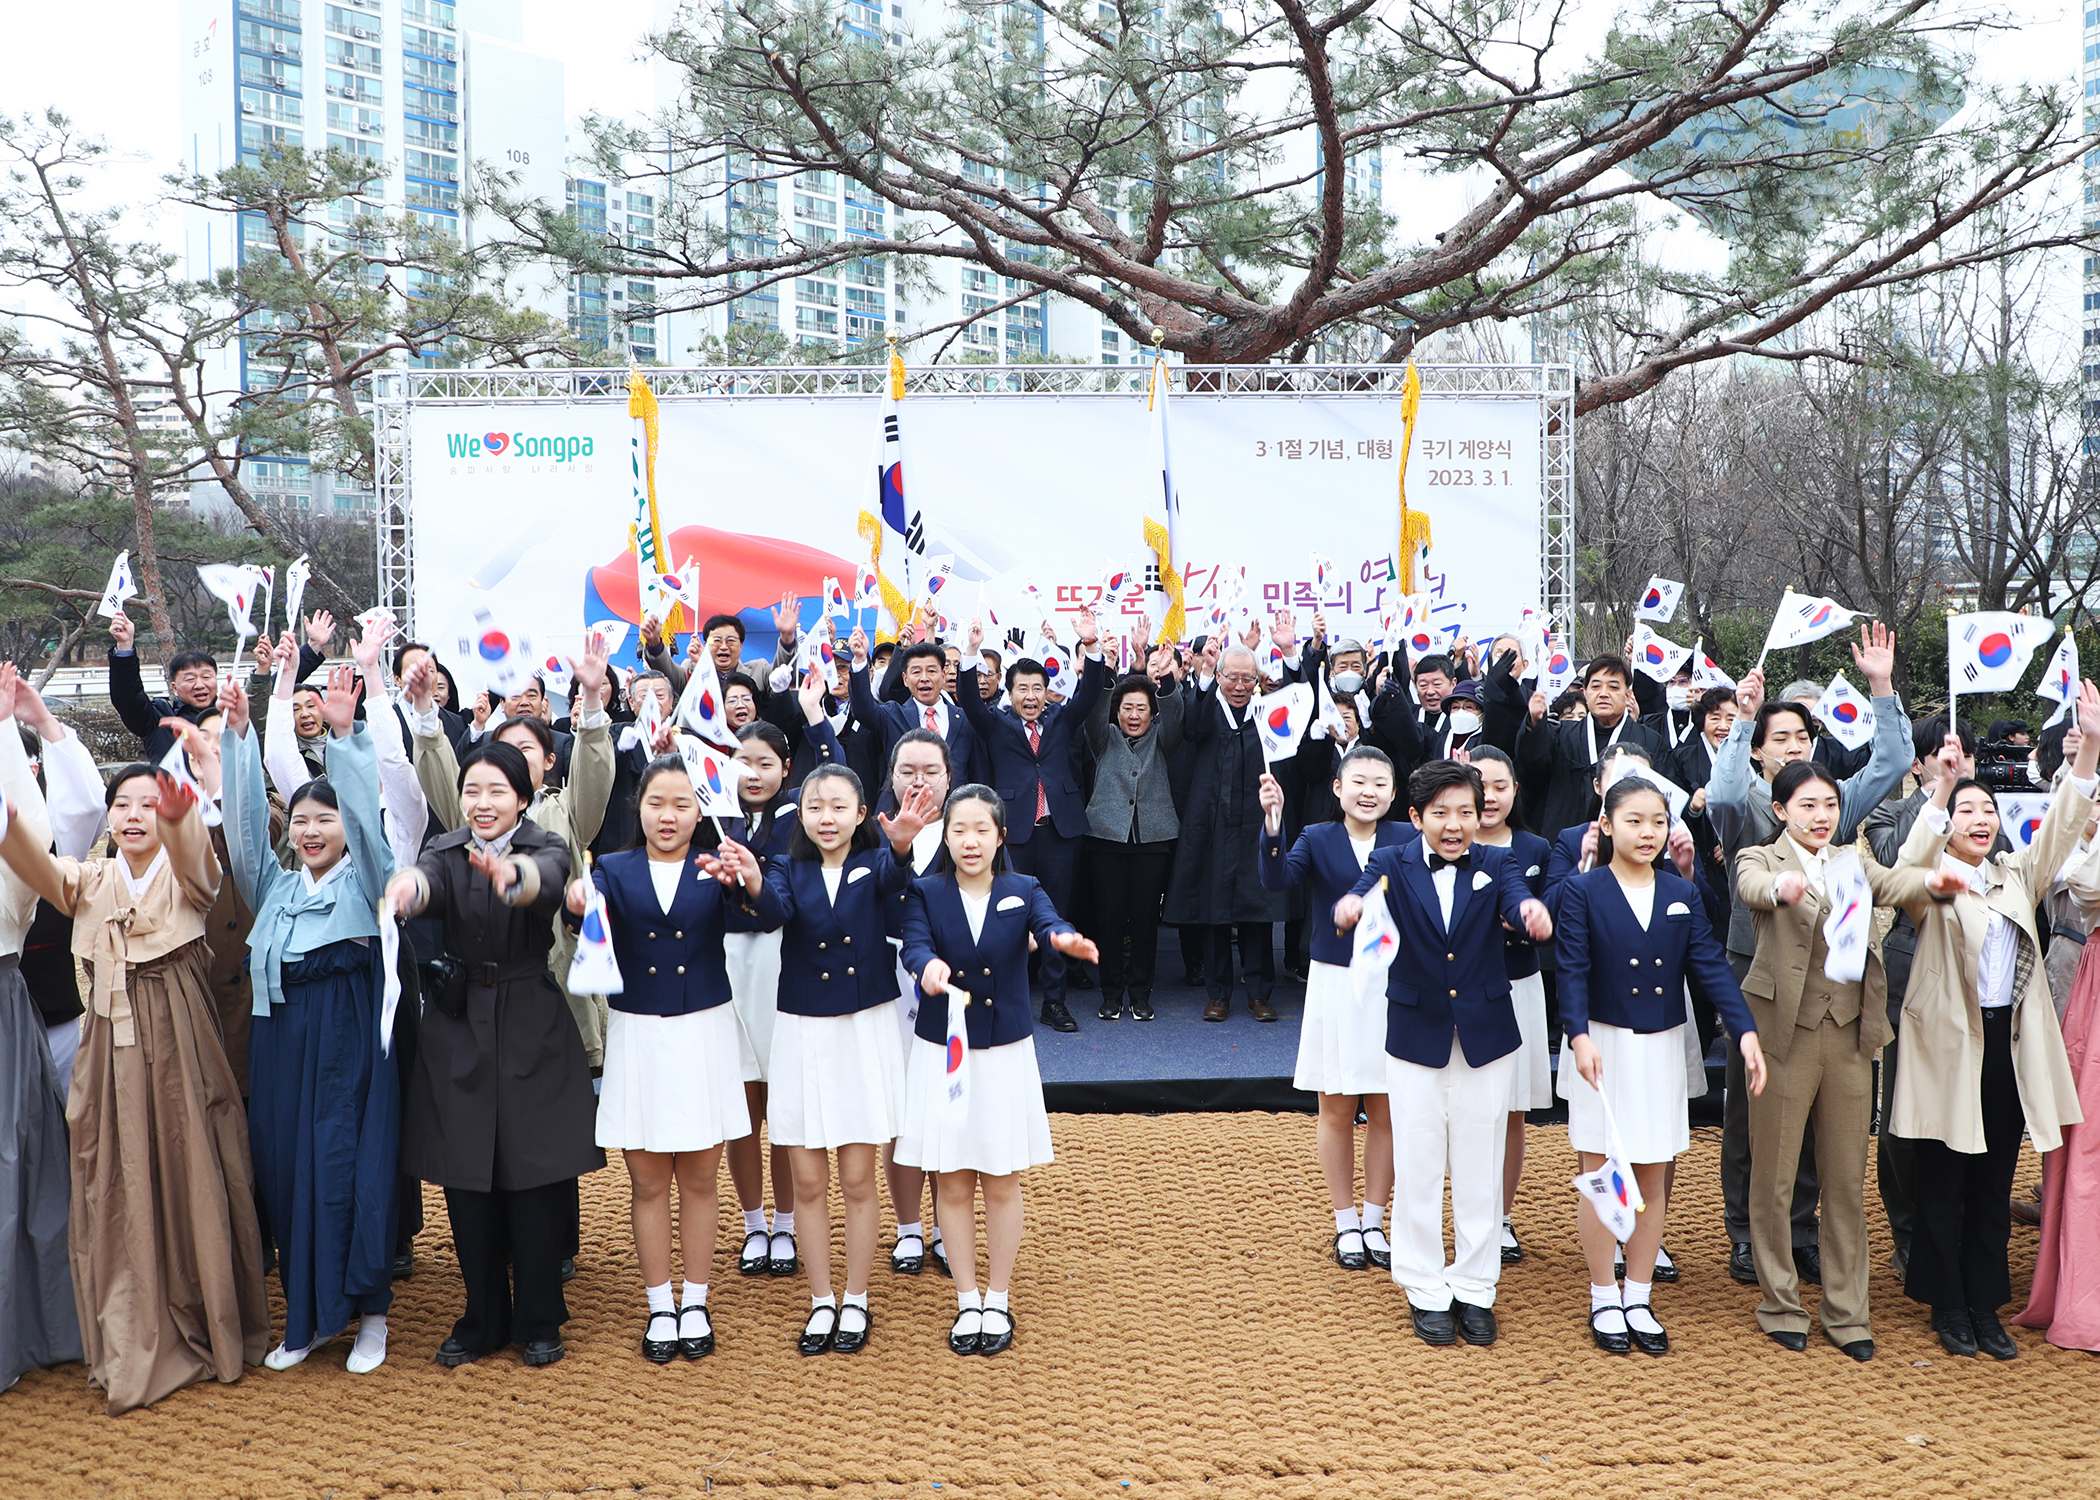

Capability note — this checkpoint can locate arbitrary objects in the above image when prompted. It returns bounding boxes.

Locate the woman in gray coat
[1083,644,1184,1021]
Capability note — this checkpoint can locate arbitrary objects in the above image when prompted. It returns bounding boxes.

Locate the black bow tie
[1427,852,1471,872]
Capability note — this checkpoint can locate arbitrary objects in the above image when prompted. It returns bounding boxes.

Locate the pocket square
[1472,870,1493,891]
[847,867,871,884]
[1665,900,1690,917]
[996,894,1026,912]
[1525,864,1542,878]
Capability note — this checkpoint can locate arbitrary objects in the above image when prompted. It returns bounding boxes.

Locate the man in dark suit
[1516,655,1672,845]
[957,609,1105,1033]
[848,631,984,791]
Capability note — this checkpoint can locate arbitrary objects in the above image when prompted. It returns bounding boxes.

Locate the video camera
[1973,740,2037,793]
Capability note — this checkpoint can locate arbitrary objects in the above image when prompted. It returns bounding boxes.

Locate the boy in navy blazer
[1336,761,1553,1349]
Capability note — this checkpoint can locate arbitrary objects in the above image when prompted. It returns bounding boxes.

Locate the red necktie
[925,702,938,733]
[1027,719,1047,822]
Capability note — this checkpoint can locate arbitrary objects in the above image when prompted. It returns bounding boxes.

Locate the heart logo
[483,432,509,455]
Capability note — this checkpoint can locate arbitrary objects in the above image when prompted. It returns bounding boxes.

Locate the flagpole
[1753,587,1791,676]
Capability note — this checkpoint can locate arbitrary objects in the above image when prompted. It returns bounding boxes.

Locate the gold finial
[1150,327,1165,348]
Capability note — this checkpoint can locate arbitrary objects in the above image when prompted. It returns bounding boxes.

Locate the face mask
[1447,709,1482,736]
[1331,670,1364,696]
[1666,686,1690,711]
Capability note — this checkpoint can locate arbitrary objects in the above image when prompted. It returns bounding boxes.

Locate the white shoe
[263,1342,313,1371]
[347,1317,388,1374]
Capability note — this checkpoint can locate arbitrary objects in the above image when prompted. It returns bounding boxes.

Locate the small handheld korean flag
[1813,672,1876,752]
[1348,876,1402,1005]
[824,576,850,619]
[941,983,972,1120]
[1538,633,1578,701]
[1689,638,1735,691]
[1948,612,2052,697]
[568,875,627,996]
[1034,635,1077,697]
[1820,848,1872,985]
[656,561,701,618]
[1311,552,1339,593]
[1570,1082,1646,1242]
[1634,576,1684,625]
[1250,682,1313,763]
[677,736,748,819]
[1629,624,1693,683]
[157,737,223,829]
[452,604,537,698]
[282,553,312,635]
[1997,792,2052,853]
[377,901,403,1054]
[587,618,632,660]
[197,563,261,640]
[97,550,137,619]
[1515,606,1549,675]
[675,652,738,754]
[2036,632,2080,728]
[1759,588,1860,664]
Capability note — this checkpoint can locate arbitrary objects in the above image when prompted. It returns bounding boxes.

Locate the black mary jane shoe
[642,1310,680,1365]
[949,1309,982,1356]
[522,1338,566,1367]
[1623,1305,1668,1356]
[1363,1227,1392,1271]
[798,1304,838,1357]
[891,1234,925,1276]
[1129,992,1155,1022]
[1652,1246,1681,1284]
[1500,1225,1525,1265]
[1333,1229,1368,1271]
[768,1231,799,1278]
[1589,1308,1632,1355]
[930,1239,952,1278]
[831,1303,872,1355]
[976,1306,1014,1356]
[739,1230,771,1276]
[434,1336,486,1368]
[678,1306,715,1360]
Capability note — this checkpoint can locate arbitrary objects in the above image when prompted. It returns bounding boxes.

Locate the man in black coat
[108,608,322,764]
[1516,653,1671,843]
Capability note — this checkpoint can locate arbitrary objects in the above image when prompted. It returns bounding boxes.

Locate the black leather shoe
[642,1310,679,1365]
[739,1230,771,1276]
[1097,993,1123,1021]
[1333,1229,1368,1270]
[434,1336,485,1367]
[1130,992,1155,1021]
[1728,1241,1758,1284]
[1793,1245,1823,1286]
[1039,999,1079,1033]
[1363,1226,1391,1270]
[521,1339,565,1367]
[798,1305,838,1356]
[891,1234,925,1275]
[931,1239,951,1278]
[1624,1305,1668,1356]
[1589,1308,1631,1354]
[1767,1329,1808,1352]
[948,1309,981,1356]
[1931,1307,1977,1357]
[768,1231,798,1277]
[1453,1301,1497,1346]
[678,1306,715,1360]
[1410,1307,1458,1346]
[976,1305,1014,1355]
[1836,1338,1874,1362]
[831,1303,871,1354]
[392,1248,415,1281]
[1969,1308,2018,1361]
[559,1257,577,1283]
[1652,1246,1681,1284]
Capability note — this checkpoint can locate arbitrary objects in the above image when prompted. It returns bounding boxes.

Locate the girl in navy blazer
[897,786,1098,1356]
[724,720,803,1278]
[1556,776,1766,1356]
[1257,745,1408,1274]
[761,763,930,1356]
[562,755,780,1364]
[1466,746,1554,1266]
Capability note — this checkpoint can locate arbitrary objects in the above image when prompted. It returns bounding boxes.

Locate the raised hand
[876,778,939,850]
[1925,867,1967,898]
[773,589,801,641]
[2074,681,2100,780]
[109,611,135,651]
[1258,770,1285,833]
[1734,667,1766,718]
[570,630,611,708]
[218,673,251,738]
[382,871,423,919]
[0,663,18,725]
[798,664,828,724]
[305,610,336,651]
[1666,822,1696,878]
[352,612,394,674]
[1851,622,1896,695]
[1074,603,1099,648]
[1310,610,1328,649]
[401,657,436,714]
[1528,690,1548,725]
[967,616,985,653]
[848,625,870,669]
[640,613,664,651]
[153,768,197,824]
[1271,608,1295,652]
[319,664,363,736]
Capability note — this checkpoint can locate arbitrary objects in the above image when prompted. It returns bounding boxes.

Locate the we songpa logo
[445,429,595,461]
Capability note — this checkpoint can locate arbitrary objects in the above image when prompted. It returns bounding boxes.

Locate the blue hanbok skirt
[248,939,399,1351]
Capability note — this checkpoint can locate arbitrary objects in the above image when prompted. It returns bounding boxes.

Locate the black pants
[1906,1007,2023,1312]
[1087,839,1173,1000]
[1010,822,1080,1006]
[444,1178,575,1350]
[1206,923,1274,1003]
[1721,948,1819,1247]
[1877,988,1919,1255]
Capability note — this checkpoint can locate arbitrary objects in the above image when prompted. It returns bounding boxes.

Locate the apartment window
[627,282,656,302]
[325,38,383,73]
[407,207,458,235]
[404,179,457,210]
[404,117,457,150]
[326,102,385,135]
[238,0,302,24]
[794,193,838,224]
[962,267,994,293]
[845,0,882,35]
[401,55,458,90]
[325,69,381,103]
[402,0,455,27]
[796,170,839,194]
[800,224,839,246]
[326,134,384,161]
[796,307,840,335]
[627,192,655,213]
[241,121,303,158]
[844,203,883,235]
[241,56,303,92]
[323,5,379,36]
[405,148,458,183]
[238,20,302,59]
[845,286,884,316]
[797,279,839,307]
[402,87,456,121]
[240,87,302,123]
[403,24,456,58]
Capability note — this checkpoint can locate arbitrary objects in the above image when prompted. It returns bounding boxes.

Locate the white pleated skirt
[1507,971,1554,1111]
[766,1002,907,1148]
[890,942,924,1060]
[1559,1021,1692,1163]
[597,1005,752,1154]
[1293,959,1389,1097]
[726,929,784,1082]
[894,1035,1055,1176]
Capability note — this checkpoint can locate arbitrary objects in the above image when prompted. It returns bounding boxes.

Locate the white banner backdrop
[407,390,1542,667]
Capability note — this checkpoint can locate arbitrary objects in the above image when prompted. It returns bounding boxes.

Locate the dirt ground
[4,1116,2094,1499]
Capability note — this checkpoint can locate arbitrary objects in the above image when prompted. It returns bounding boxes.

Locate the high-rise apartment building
[177,0,567,512]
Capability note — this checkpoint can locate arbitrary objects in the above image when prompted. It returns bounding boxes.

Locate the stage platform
[1034,941,1729,1117]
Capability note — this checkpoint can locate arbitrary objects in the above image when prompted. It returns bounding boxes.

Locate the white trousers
[1386,1036,1516,1311]
[44,1019,79,1105]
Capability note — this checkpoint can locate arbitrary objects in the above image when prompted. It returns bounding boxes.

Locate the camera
[1973,739,2036,793]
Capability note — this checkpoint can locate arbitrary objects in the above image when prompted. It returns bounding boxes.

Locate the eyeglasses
[1219,672,1258,685]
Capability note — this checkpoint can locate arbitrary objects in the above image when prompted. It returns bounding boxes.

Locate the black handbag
[420,953,468,1019]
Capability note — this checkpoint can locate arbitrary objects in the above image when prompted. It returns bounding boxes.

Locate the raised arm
[322,725,397,905]
[219,722,289,915]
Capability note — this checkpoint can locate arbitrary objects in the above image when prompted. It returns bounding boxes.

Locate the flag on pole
[677,735,749,818]
[1570,1081,1646,1242]
[1538,633,1579,701]
[628,367,681,636]
[283,553,312,636]
[1034,634,1077,697]
[1634,576,1685,625]
[1601,754,1691,822]
[1997,792,2052,852]
[197,563,261,640]
[675,652,739,755]
[1392,361,1431,595]
[655,560,700,619]
[1629,624,1693,683]
[377,903,402,1054]
[824,576,850,619]
[631,675,666,750]
[588,619,631,660]
[941,984,972,1120]
[1759,587,1861,663]
[451,603,538,698]
[1820,848,1872,984]
[1142,353,1186,642]
[856,349,918,637]
[1311,552,1339,593]
[1947,612,2052,696]
[253,565,275,637]
[1250,683,1314,763]
[96,550,137,619]
[158,737,223,828]
[1813,673,1877,751]
[1349,876,1402,1005]
[1689,638,1734,691]
[2036,632,2080,728]
[568,872,627,995]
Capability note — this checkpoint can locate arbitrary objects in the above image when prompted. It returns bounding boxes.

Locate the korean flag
[568,877,627,996]
[2036,632,2080,728]
[1569,1083,1646,1241]
[1996,792,2051,853]
[1249,682,1314,764]
[942,984,972,1120]
[1348,876,1403,1005]
[1634,576,1684,625]
[1948,612,2052,695]
[1813,672,1876,752]
[1629,624,1692,684]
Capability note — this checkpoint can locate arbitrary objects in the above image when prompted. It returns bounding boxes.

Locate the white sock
[958,1289,984,1313]
[1501,1218,1519,1244]
[1361,1204,1385,1232]
[929,1224,944,1246]
[742,1208,767,1236]
[773,1210,796,1237]
[839,1290,869,1331]
[897,1220,923,1243]
[682,1280,707,1309]
[346,1315,387,1374]
[679,1284,710,1338]
[1590,1282,1626,1334]
[646,1281,676,1316]
[983,1288,1010,1313]
[1335,1206,1362,1233]
[805,1293,836,1335]
[1654,1244,1676,1270]
[953,1290,982,1338]
[842,1290,869,1311]
[1622,1277,1661,1333]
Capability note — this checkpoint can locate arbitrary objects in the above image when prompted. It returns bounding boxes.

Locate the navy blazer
[900,871,1075,1049]
[1545,823,1725,930]
[849,664,984,790]
[586,848,784,1017]
[736,796,800,861]
[1479,829,1552,980]
[1348,839,1536,1069]
[1258,820,1414,966]
[1554,866,1754,1039]
[766,843,911,1016]
[957,663,1102,843]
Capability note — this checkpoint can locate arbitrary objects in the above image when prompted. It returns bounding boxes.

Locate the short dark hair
[392,639,432,676]
[1549,688,1585,718]
[1334,744,1395,783]
[790,764,880,859]
[1589,745,1652,784]
[1107,674,1157,723]
[167,647,217,679]
[895,641,945,674]
[1006,656,1048,692]
[723,670,759,701]
[2039,722,2069,783]
[702,613,745,643]
[1694,686,1737,723]
[457,740,533,800]
[1583,654,1632,687]
[1913,715,1977,764]
[1413,653,1454,680]
[291,683,322,702]
[1408,759,1482,814]
[1751,700,1815,749]
[494,714,555,760]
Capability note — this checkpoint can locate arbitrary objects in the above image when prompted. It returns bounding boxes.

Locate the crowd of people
[2,587,2098,1415]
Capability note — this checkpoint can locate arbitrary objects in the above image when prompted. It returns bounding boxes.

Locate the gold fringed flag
[1394,360,1430,596]
[856,350,917,640]
[1144,354,1186,642]
[628,366,681,632]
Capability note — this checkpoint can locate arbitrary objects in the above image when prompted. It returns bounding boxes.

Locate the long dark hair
[789,764,879,860]
[1466,744,1528,833]
[1765,761,1841,845]
[1595,775,1670,869]
[932,784,1012,875]
[625,755,723,856]
[734,722,792,848]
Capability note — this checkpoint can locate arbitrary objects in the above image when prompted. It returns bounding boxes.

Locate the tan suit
[1736,840,1929,1345]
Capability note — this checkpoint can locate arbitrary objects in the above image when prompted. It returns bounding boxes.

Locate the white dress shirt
[1783,834,1829,899]
[1429,858,1458,931]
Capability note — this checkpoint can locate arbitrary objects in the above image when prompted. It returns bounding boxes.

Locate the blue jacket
[849,665,984,790]
[1481,829,1551,981]
[736,796,800,862]
[1347,839,1537,1069]
[766,843,911,1016]
[587,847,784,1017]
[1553,866,1754,1038]
[1545,823,1726,931]
[900,871,1074,1049]
[957,662,1102,843]
[1258,820,1414,966]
